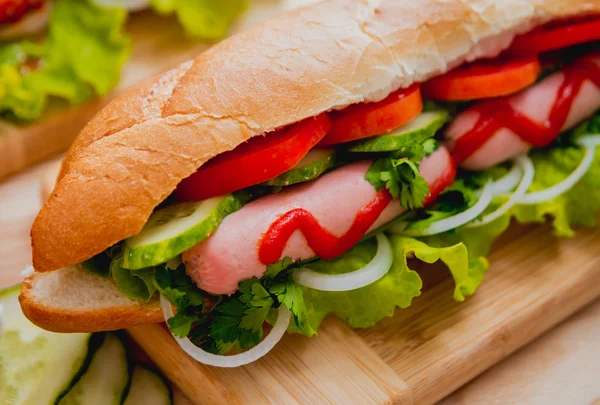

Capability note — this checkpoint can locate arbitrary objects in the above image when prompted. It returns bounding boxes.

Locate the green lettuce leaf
[421,213,511,298]
[398,177,480,232]
[512,146,600,237]
[47,0,130,95]
[511,113,600,236]
[110,257,157,302]
[154,265,205,337]
[150,0,247,39]
[299,233,490,335]
[80,251,112,278]
[0,0,129,120]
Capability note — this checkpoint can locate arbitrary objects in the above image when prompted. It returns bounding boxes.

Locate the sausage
[183,146,453,295]
[445,56,600,171]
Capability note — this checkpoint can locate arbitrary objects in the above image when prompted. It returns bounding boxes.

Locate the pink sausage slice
[445,56,600,171]
[183,146,453,295]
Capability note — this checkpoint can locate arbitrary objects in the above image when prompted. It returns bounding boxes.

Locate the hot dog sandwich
[19,0,600,367]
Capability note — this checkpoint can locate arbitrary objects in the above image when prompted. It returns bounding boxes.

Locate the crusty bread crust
[21,163,162,333]
[19,293,162,333]
[19,266,162,333]
[31,0,600,272]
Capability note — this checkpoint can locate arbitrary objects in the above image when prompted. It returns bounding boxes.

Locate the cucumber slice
[265,149,335,186]
[123,365,172,405]
[347,110,450,152]
[0,285,41,342]
[58,334,130,405]
[122,194,244,269]
[0,286,93,405]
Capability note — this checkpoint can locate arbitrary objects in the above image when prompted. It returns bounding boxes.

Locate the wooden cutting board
[0,0,311,180]
[38,159,600,405]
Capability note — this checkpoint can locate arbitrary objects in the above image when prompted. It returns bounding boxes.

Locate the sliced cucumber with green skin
[123,365,172,405]
[265,149,336,186]
[122,194,245,269]
[58,334,130,405]
[0,286,93,405]
[347,110,450,152]
[0,285,42,342]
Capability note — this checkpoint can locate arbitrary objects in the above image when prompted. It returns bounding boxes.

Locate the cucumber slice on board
[122,194,245,269]
[0,285,42,341]
[58,334,130,405]
[0,286,93,405]
[347,110,449,152]
[123,365,172,405]
[265,149,336,186]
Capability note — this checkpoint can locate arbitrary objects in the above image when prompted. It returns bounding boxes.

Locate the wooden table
[3,1,599,402]
[2,159,599,404]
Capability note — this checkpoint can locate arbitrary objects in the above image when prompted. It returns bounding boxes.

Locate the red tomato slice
[509,15,600,55]
[176,113,331,201]
[421,56,541,101]
[319,84,422,146]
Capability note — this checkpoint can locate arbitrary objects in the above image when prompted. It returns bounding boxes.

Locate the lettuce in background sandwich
[0,0,247,121]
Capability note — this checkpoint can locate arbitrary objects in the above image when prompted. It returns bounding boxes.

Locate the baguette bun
[21,160,162,332]
[31,0,600,272]
[19,266,162,332]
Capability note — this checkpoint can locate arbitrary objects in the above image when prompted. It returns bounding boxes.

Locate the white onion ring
[390,181,494,237]
[292,233,393,291]
[519,135,600,205]
[491,160,523,197]
[92,0,150,11]
[160,295,291,368]
[577,134,600,148]
[467,155,534,228]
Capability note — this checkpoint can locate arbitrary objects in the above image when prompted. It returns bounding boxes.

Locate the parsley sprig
[365,139,438,210]
[154,263,206,338]
[158,257,308,355]
[398,177,480,232]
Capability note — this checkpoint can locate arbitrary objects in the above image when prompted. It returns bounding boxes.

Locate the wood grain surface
[129,319,410,405]
[0,0,307,180]
[439,300,600,405]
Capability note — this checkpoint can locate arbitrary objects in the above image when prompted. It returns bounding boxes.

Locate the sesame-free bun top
[31,0,600,272]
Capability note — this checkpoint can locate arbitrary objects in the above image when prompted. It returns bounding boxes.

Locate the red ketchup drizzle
[258,189,393,265]
[424,157,457,207]
[452,57,600,164]
[258,156,457,265]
